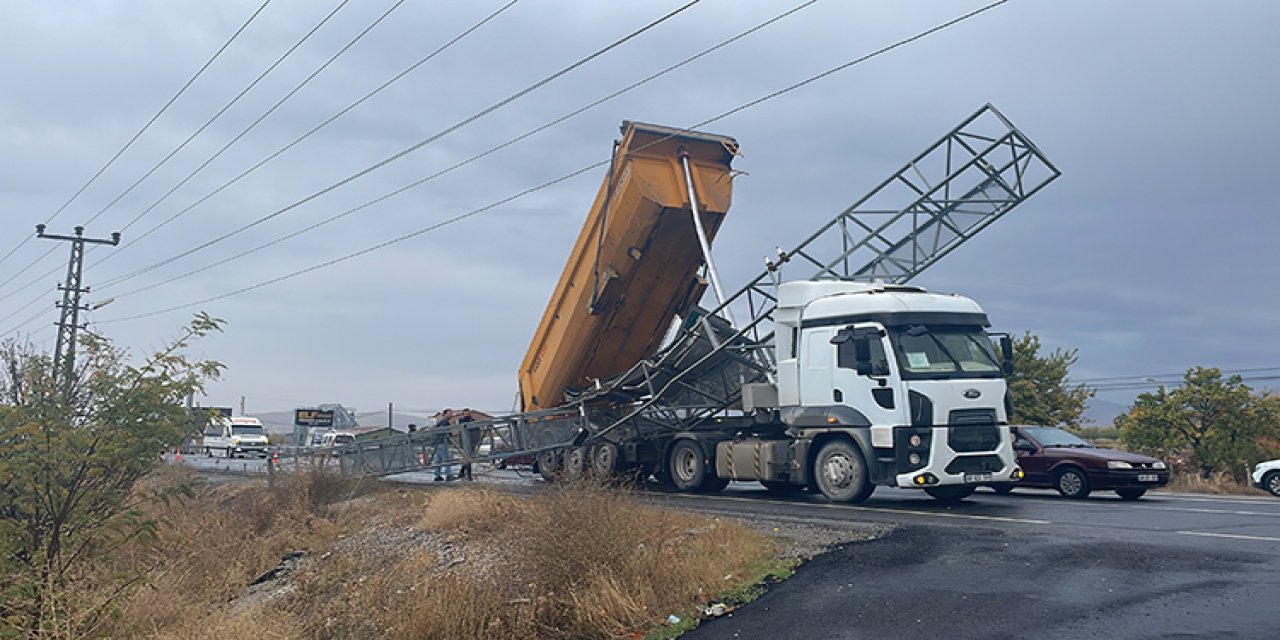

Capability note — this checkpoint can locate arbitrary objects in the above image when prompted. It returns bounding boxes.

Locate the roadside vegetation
[0,315,224,637]
[1116,366,1280,489]
[1005,331,1094,428]
[84,469,782,639]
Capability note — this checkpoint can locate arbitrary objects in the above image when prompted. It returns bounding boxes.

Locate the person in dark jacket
[431,417,454,481]
[457,413,481,481]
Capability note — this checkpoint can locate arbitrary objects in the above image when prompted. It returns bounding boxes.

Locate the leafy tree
[0,314,223,637]
[1005,332,1094,427]
[1117,367,1280,478]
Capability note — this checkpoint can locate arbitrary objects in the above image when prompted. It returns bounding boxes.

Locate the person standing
[431,417,454,481]
[457,413,480,481]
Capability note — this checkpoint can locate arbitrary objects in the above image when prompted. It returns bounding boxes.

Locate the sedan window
[1023,426,1092,448]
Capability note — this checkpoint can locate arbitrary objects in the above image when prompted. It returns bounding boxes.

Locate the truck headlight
[1107,460,1133,470]
[908,453,922,465]
[1152,460,1167,470]
[909,435,922,447]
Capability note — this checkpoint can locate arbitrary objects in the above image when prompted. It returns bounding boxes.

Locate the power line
[1075,365,1280,384]
[85,0,521,276]
[96,0,1008,324]
[0,0,343,293]
[0,0,518,309]
[0,0,273,271]
[110,0,405,236]
[104,1,821,303]
[92,0,703,291]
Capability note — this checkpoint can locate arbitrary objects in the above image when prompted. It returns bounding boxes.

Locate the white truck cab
[767,280,1021,500]
[202,416,270,458]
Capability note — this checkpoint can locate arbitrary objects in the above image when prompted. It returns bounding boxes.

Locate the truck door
[831,324,904,438]
[798,327,836,407]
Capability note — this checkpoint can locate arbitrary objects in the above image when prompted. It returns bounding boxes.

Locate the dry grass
[1164,470,1267,496]
[86,472,777,640]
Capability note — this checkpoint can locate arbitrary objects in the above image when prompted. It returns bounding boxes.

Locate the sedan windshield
[890,325,1001,378]
[1023,426,1092,448]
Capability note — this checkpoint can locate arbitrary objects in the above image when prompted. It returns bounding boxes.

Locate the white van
[202,416,270,458]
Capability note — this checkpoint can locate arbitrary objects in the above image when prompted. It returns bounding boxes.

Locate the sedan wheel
[1055,468,1091,499]
[1265,472,1280,498]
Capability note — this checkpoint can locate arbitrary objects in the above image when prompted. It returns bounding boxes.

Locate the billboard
[295,408,335,428]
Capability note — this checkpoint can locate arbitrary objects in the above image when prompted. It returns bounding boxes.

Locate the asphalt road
[674,485,1280,639]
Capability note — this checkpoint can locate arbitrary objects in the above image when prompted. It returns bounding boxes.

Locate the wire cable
[80,0,354,229]
[0,0,341,294]
[92,0,703,290]
[95,0,1008,324]
[109,0,405,237]
[105,1,820,302]
[86,0,521,276]
[0,0,274,271]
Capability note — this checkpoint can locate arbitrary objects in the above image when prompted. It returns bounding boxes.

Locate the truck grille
[947,409,999,452]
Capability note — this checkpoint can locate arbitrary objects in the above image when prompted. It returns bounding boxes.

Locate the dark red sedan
[991,426,1169,500]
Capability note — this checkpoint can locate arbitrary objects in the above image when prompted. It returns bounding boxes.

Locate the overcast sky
[2,0,1277,419]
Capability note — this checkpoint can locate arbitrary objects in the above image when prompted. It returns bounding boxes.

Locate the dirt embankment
[89,468,880,639]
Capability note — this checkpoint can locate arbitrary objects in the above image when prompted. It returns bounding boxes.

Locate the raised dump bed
[518,121,738,410]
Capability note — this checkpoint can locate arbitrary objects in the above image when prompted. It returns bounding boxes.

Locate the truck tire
[668,439,709,492]
[590,443,620,479]
[925,485,976,503]
[1054,467,1091,499]
[563,446,589,480]
[537,449,561,482]
[813,439,874,503]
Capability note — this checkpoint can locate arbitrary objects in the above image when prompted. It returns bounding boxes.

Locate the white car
[202,416,270,458]
[1252,460,1280,497]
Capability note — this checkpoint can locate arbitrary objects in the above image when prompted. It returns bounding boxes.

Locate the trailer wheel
[563,446,589,479]
[668,439,709,492]
[537,449,561,482]
[590,443,620,479]
[813,439,874,503]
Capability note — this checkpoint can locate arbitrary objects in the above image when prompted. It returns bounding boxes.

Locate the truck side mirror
[1000,335,1014,375]
[854,336,873,376]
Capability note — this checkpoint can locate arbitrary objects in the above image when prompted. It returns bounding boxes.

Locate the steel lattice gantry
[584,104,1060,438]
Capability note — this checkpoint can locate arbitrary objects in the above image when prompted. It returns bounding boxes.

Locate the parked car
[1251,459,1280,497]
[990,425,1169,500]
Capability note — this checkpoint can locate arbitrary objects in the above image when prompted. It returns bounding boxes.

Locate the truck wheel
[668,439,709,492]
[813,440,874,503]
[590,443,620,479]
[537,450,561,482]
[1054,467,1091,499]
[1115,488,1147,501]
[925,485,976,503]
[563,447,589,480]
[1263,471,1280,497]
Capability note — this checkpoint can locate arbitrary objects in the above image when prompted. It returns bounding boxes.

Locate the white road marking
[1176,531,1280,543]
[666,491,1050,525]
[1134,505,1280,518]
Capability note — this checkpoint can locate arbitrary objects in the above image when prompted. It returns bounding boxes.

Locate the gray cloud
[2,1,1278,415]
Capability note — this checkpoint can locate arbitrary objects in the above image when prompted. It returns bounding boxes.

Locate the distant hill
[1082,398,1129,426]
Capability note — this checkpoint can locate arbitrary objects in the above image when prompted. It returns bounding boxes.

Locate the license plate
[964,473,993,483]
[1138,474,1159,482]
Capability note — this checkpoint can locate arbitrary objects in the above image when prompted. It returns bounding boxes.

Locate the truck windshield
[231,425,264,436]
[890,325,1001,379]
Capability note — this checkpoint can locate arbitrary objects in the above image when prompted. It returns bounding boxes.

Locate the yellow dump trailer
[518,122,738,410]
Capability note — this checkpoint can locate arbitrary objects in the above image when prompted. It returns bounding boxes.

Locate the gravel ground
[727,515,892,560]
